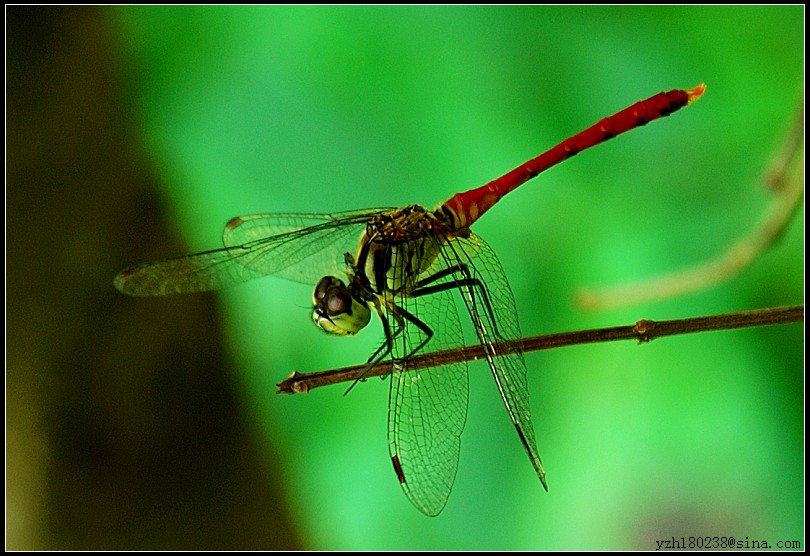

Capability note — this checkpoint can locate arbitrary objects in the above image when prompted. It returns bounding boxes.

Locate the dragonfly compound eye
[312,276,371,336]
[313,276,344,303]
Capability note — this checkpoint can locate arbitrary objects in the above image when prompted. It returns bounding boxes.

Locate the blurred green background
[7,6,803,550]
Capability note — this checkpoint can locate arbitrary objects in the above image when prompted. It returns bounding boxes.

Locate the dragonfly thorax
[312,276,371,336]
[357,205,449,295]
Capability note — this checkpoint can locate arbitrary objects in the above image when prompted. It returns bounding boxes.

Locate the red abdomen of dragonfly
[439,85,705,231]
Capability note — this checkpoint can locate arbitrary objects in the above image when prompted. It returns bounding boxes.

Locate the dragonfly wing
[114,246,278,296]
[114,209,392,296]
[221,209,392,284]
[386,238,469,517]
[440,234,548,491]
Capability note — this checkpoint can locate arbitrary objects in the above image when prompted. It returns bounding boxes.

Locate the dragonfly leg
[344,309,395,395]
[344,300,435,394]
[412,264,502,339]
[387,302,434,359]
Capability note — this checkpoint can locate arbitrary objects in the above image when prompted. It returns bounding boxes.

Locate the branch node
[633,319,656,343]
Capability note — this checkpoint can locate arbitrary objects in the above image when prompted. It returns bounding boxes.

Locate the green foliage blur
[9,6,803,550]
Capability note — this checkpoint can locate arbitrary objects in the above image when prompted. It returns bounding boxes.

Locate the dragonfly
[115,84,705,516]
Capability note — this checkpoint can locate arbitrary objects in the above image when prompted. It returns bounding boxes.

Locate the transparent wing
[114,209,392,296]
[221,210,394,284]
[440,233,548,491]
[385,235,469,517]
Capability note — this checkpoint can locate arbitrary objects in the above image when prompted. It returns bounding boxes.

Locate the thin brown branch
[577,99,804,310]
[276,305,803,394]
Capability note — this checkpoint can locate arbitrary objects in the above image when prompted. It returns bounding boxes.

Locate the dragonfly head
[312,276,371,336]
